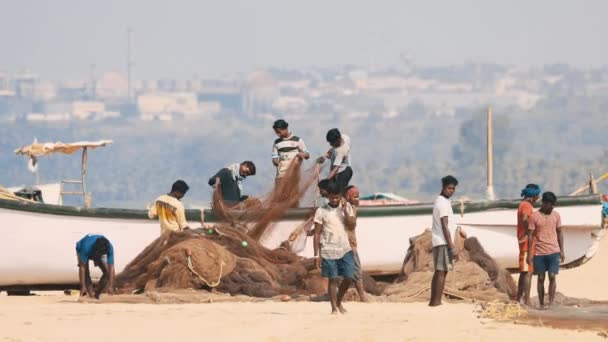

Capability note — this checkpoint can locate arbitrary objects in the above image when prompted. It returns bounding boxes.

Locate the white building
[137,92,201,118]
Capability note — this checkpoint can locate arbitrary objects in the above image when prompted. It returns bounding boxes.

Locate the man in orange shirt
[516,183,540,305]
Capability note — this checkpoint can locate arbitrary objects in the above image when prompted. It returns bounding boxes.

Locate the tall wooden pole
[486,106,496,201]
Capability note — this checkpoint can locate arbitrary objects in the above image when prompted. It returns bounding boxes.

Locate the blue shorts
[533,253,560,275]
[321,251,355,279]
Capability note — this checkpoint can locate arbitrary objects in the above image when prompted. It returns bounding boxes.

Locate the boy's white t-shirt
[431,195,456,247]
[313,203,353,260]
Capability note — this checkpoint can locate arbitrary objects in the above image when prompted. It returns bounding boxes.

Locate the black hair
[525,183,540,190]
[441,175,459,187]
[542,191,557,204]
[318,179,331,191]
[171,180,190,194]
[90,237,110,263]
[272,119,288,130]
[326,128,341,144]
[326,180,340,195]
[345,185,356,192]
[242,161,256,176]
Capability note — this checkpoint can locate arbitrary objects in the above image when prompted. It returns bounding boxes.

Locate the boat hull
[0,196,604,287]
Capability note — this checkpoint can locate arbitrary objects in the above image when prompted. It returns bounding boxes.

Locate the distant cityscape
[2,61,608,124]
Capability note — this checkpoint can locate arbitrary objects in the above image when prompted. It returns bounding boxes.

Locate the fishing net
[385,229,517,303]
[115,225,378,298]
[211,158,324,241]
[116,160,348,298]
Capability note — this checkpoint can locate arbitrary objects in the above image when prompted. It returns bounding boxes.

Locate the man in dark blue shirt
[75,234,115,299]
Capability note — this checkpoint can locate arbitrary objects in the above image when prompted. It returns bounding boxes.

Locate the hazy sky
[1,0,606,80]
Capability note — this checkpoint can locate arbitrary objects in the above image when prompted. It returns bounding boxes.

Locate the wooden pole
[590,172,598,195]
[81,147,89,208]
[486,106,496,201]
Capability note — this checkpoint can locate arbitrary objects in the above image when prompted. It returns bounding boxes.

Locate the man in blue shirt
[75,234,115,299]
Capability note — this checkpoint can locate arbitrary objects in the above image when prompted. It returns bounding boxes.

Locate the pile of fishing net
[384,229,517,303]
[115,160,337,298]
[115,225,378,298]
[211,158,323,241]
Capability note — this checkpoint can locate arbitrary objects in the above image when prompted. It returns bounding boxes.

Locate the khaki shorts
[432,245,453,272]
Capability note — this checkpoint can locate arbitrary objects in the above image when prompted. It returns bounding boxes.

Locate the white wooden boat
[0,195,604,289]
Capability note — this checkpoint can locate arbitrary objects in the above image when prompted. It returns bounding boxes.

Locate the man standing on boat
[527,192,564,308]
[208,161,256,206]
[148,180,191,235]
[320,128,352,195]
[272,119,310,183]
[429,175,460,307]
[516,184,541,305]
[76,234,115,299]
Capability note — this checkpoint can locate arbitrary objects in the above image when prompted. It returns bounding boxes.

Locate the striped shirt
[272,134,308,178]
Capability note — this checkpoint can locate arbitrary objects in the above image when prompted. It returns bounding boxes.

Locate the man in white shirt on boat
[148,180,191,235]
[320,128,353,195]
[429,175,460,307]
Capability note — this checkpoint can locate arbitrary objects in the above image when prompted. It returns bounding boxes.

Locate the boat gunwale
[0,194,601,223]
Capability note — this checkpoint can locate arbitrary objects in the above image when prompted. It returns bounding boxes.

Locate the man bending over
[76,234,115,299]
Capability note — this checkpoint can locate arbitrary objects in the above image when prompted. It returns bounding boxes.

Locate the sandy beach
[0,296,605,342]
[1,236,607,342]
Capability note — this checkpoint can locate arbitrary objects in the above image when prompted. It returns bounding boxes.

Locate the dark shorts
[335,166,353,195]
[432,245,453,272]
[533,253,560,275]
[322,251,355,279]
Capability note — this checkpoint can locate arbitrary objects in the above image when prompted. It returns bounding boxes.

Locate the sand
[557,235,608,301]
[0,295,605,342]
[1,233,607,341]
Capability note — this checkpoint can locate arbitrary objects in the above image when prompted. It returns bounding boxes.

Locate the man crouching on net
[313,181,357,314]
[76,234,115,299]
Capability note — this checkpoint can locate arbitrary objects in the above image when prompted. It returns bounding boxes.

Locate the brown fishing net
[211,158,324,241]
[385,229,517,303]
[115,226,378,298]
[115,158,518,304]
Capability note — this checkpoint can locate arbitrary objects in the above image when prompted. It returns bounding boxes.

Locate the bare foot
[359,294,370,303]
[331,310,339,315]
[337,304,347,314]
[428,302,442,307]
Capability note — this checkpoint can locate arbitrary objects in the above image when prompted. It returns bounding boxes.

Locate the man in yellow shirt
[148,180,191,235]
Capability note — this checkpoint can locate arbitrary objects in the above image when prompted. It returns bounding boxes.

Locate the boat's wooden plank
[0,195,601,223]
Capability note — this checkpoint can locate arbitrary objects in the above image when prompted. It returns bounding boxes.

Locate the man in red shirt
[516,184,540,305]
[527,192,565,308]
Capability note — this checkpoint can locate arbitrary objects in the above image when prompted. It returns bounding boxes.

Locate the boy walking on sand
[313,181,357,314]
